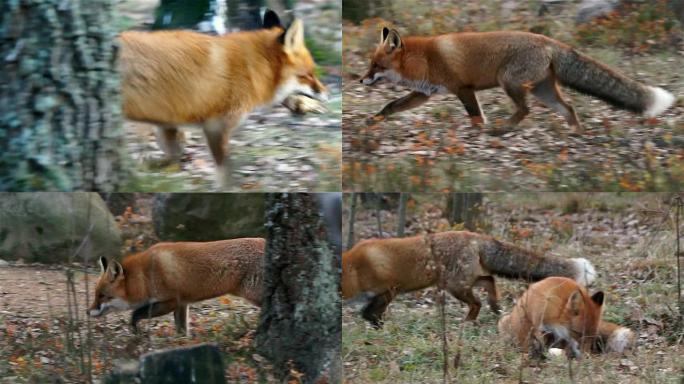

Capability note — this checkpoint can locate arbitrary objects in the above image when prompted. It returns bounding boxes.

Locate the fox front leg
[455,88,487,128]
[130,300,177,334]
[202,113,246,188]
[367,91,430,125]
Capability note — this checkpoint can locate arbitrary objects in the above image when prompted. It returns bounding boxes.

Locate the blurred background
[342,0,684,193]
[1,0,341,192]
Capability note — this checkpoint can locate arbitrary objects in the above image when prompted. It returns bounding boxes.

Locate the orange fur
[342,231,595,328]
[361,28,673,131]
[118,16,327,181]
[88,238,264,334]
[497,277,604,359]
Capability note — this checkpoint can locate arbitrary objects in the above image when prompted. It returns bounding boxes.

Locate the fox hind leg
[531,74,582,133]
[130,300,177,334]
[156,125,184,162]
[174,304,189,335]
[449,287,482,321]
[474,276,500,314]
[361,291,395,329]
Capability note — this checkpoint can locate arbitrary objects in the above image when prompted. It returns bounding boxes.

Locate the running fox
[360,28,674,132]
[119,10,327,183]
[87,238,264,334]
[342,231,596,328]
[497,276,605,359]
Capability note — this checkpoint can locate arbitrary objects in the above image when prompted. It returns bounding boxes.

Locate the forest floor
[342,1,684,192]
[342,193,683,383]
[0,197,269,383]
[116,0,342,192]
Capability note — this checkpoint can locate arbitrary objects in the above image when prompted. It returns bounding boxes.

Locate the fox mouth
[88,307,106,317]
[297,90,328,102]
[361,76,380,86]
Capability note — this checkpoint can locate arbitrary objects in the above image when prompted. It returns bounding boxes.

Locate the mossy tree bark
[257,193,341,383]
[0,0,126,191]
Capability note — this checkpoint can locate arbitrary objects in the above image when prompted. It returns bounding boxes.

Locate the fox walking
[87,238,265,334]
[119,10,327,185]
[342,231,596,328]
[360,28,674,133]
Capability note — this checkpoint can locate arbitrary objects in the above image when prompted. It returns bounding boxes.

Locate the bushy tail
[552,47,674,117]
[480,239,596,286]
[595,321,635,353]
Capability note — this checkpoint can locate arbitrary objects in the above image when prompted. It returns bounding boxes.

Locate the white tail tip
[644,86,674,117]
[570,258,596,286]
[607,327,635,353]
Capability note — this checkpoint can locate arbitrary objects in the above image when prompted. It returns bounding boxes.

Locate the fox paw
[365,114,386,127]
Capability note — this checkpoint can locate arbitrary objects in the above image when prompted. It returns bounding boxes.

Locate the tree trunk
[256,193,341,383]
[397,193,408,237]
[0,0,127,191]
[446,193,483,231]
[346,193,357,250]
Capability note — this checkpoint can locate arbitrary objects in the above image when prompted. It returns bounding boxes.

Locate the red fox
[119,10,327,183]
[87,238,264,334]
[341,231,596,328]
[497,277,604,359]
[360,28,674,133]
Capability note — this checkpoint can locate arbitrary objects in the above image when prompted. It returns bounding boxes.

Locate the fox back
[88,238,265,317]
[119,22,326,125]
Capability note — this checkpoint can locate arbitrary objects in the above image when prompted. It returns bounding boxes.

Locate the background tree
[445,193,483,231]
[0,0,127,191]
[397,193,409,237]
[256,193,341,383]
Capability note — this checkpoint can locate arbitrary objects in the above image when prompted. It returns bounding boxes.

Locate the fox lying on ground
[119,10,327,184]
[341,231,596,328]
[360,28,674,133]
[497,277,605,359]
[87,238,264,334]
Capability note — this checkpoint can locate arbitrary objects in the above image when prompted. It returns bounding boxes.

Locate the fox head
[264,10,328,104]
[566,289,605,351]
[87,257,131,317]
[360,27,404,86]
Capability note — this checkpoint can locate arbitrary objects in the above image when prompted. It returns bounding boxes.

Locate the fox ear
[590,291,604,306]
[283,19,305,54]
[380,27,390,44]
[107,260,124,281]
[98,256,108,274]
[567,290,583,315]
[385,29,403,53]
[263,9,282,29]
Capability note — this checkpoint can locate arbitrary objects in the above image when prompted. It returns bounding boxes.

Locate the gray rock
[0,193,122,263]
[153,194,266,241]
[105,343,225,384]
[139,343,225,384]
[576,0,619,24]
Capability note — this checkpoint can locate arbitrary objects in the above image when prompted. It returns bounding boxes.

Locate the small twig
[675,196,683,328]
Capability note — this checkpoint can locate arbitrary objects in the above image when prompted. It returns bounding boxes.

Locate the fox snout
[360,70,383,86]
[305,77,329,102]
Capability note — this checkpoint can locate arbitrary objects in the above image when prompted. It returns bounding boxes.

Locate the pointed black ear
[382,27,390,43]
[263,9,282,29]
[98,256,108,274]
[591,291,604,306]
